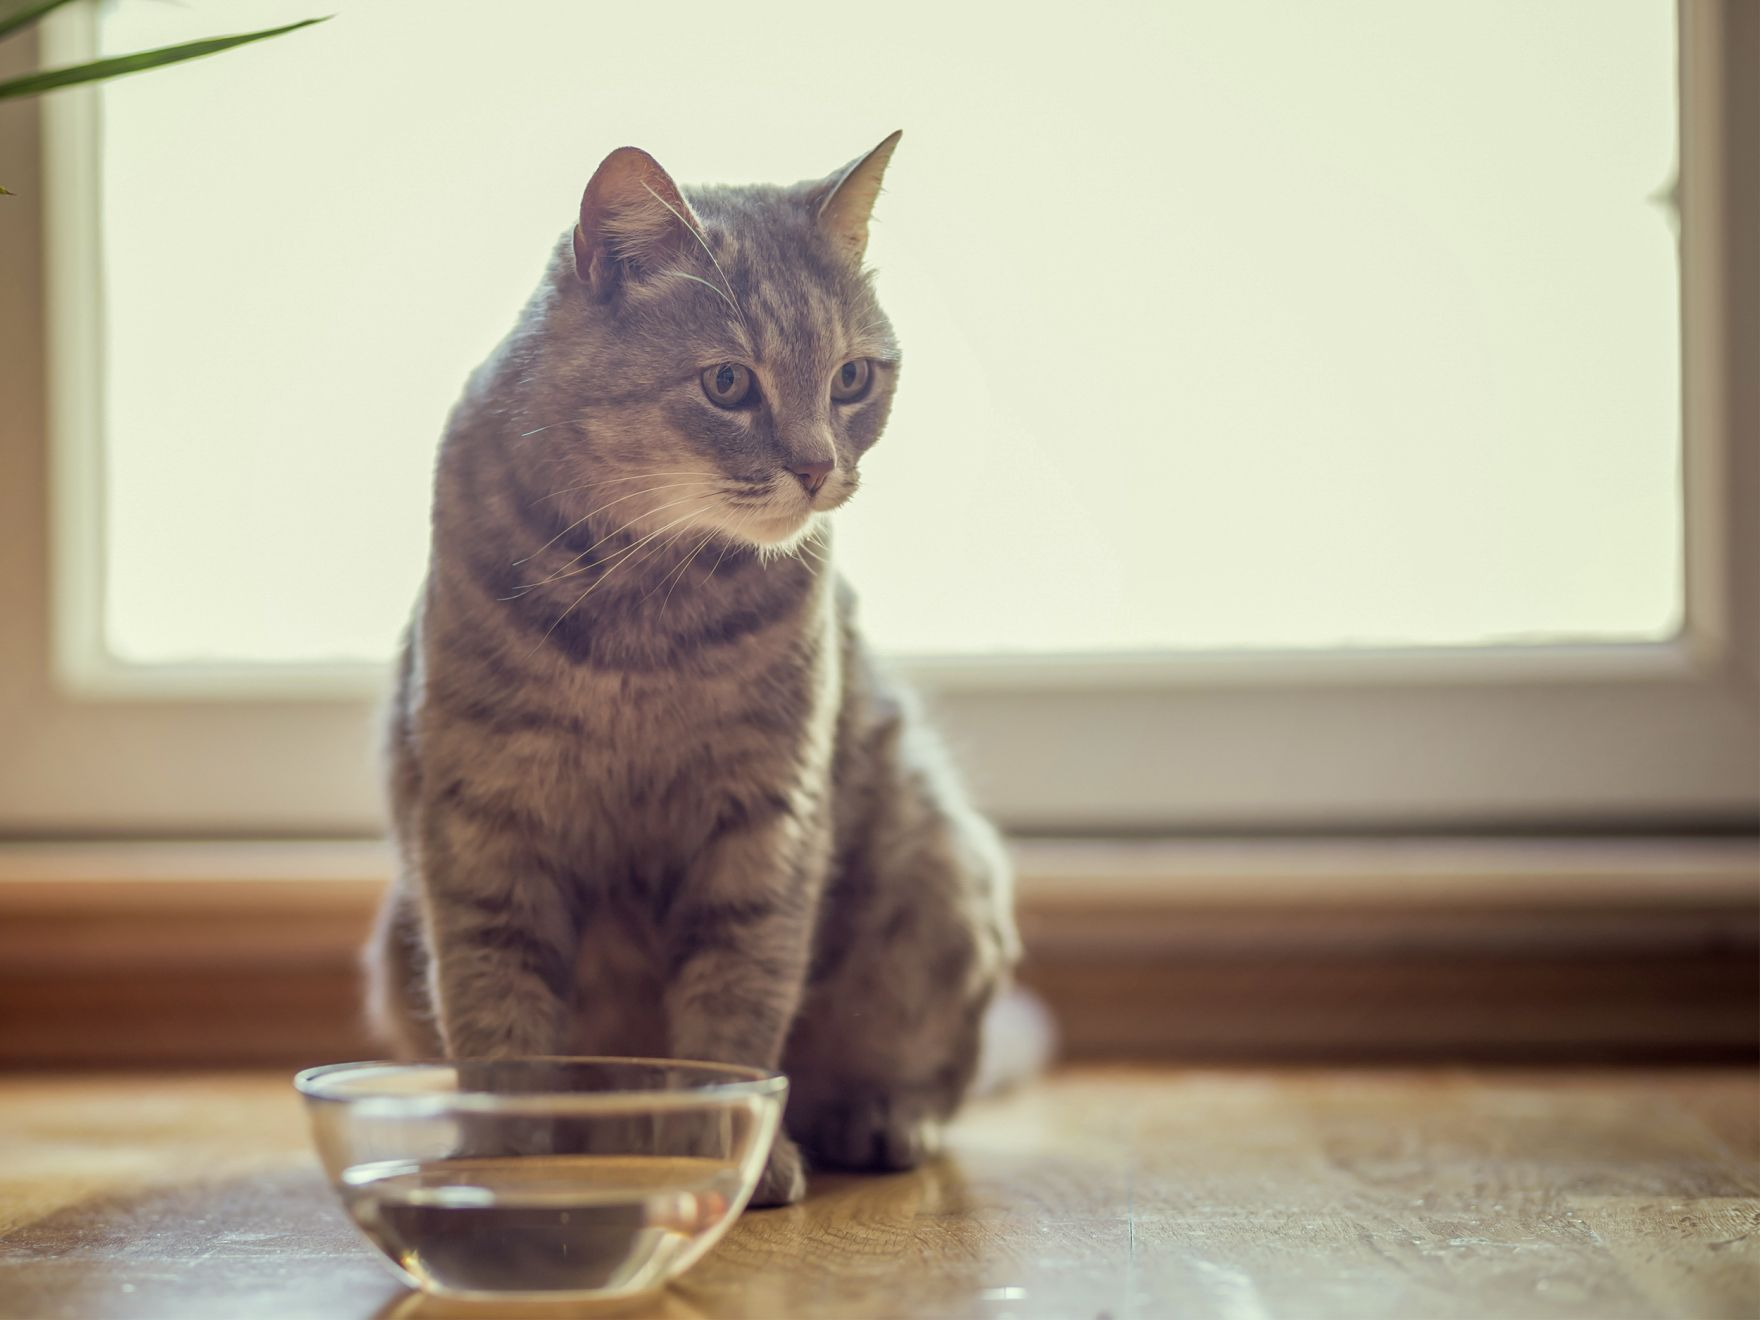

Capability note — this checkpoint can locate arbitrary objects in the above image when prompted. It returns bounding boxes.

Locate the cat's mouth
[804,477,855,516]
[741,508,819,547]
[713,477,851,546]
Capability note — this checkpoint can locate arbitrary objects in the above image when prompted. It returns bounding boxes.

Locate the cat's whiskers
[513,480,719,567]
[640,182,752,343]
[514,489,729,593]
[628,514,719,585]
[552,492,718,587]
[653,270,746,323]
[507,506,706,601]
[701,511,755,592]
[528,469,724,504]
[525,500,717,655]
[652,526,722,614]
[660,503,774,611]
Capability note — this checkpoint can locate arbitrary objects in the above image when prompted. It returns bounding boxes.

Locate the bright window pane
[95,0,1680,663]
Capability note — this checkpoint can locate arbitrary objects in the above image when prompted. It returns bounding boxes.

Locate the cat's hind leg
[363,880,444,1059]
[783,781,1020,1172]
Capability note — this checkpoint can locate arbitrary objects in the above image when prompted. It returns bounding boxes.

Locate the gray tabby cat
[364,133,1020,1205]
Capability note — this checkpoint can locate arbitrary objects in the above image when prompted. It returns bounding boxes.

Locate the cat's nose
[790,460,835,495]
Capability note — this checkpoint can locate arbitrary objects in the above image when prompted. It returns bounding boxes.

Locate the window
[3,0,1753,834]
[97,0,1679,664]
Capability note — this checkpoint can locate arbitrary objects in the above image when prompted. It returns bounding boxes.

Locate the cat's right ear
[815,130,902,265]
[574,147,704,297]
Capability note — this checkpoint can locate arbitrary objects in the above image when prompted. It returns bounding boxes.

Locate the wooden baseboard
[0,838,1754,1068]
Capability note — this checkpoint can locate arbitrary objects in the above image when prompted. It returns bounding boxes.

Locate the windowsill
[0,835,1754,1067]
[2,832,1753,904]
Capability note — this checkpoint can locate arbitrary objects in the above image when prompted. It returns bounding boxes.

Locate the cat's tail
[972,983,1058,1097]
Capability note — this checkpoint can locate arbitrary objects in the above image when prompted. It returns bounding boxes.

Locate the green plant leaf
[0,17,327,102]
[0,0,81,43]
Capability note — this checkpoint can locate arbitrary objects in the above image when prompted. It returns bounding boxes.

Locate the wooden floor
[1,1067,1755,1319]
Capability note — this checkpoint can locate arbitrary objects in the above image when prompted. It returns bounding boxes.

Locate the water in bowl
[341,1154,746,1298]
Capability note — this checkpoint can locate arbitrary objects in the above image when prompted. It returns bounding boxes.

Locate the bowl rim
[293,1055,789,1114]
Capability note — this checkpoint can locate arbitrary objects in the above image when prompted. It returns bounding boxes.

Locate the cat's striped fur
[364,136,1020,1205]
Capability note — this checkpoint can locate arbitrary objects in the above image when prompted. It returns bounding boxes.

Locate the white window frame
[1,1,1754,836]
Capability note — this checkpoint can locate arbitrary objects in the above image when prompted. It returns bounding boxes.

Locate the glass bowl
[295,1057,787,1301]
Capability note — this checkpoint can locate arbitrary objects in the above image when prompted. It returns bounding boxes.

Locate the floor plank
[1,1068,1754,1319]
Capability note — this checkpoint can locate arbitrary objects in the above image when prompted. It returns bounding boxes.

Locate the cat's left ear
[574,146,705,297]
[815,130,902,264]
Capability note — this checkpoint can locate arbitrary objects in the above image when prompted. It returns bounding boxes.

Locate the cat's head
[538,134,903,552]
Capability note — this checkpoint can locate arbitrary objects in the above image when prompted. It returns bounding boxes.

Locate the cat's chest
[512,646,837,854]
[423,563,840,862]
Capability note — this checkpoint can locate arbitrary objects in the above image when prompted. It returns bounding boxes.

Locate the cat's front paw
[798,1093,942,1172]
[748,1132,807,1207]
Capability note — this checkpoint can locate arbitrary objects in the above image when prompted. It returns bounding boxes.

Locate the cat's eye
[701,362,754,408]
[830,358,872,403]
